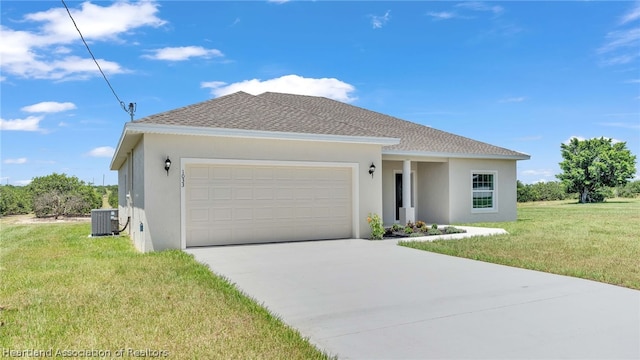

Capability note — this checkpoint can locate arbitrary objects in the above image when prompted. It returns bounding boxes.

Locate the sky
[1,1,639,186]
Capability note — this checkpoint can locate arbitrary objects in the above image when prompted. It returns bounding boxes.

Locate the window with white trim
[472,173,496,210]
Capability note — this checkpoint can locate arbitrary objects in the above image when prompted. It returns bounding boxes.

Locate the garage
[184,161,354,247]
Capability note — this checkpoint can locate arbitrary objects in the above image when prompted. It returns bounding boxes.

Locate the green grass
[0,223,331,359]
[400,198,640,290]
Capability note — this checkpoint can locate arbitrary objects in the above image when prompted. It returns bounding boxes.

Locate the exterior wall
[448,158,518,223]
[381,160,418,225]
[417,162,450,224]
[140,133,383,251]
[117,156,129,231]
[130,140,148,251]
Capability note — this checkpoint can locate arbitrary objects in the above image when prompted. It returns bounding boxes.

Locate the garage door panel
[190,208,209,222]
[234,187,253,200]
[189,186,209,201]
[186,164,352,247]
[212,167,232,180]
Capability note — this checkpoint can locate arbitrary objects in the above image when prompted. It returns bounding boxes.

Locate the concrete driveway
[186,239,640,359]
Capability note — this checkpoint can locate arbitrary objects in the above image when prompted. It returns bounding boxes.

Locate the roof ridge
[257,92,391,138]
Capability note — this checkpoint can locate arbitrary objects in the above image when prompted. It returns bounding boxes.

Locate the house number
[181,169,185,187]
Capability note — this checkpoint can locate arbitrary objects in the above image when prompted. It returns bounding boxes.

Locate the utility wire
[60,0,135,121]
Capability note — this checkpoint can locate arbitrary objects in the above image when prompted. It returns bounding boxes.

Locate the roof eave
[110,122,401,169]
[382,150,531,161]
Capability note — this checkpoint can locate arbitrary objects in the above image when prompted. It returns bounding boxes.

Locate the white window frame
[471,171,498,213]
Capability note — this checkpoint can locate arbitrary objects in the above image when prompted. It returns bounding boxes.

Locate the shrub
[431,224,438,230]
[404,226,414,234]
[29,173,100,218]
[367,213,385,240]
[0,185,32,216]
[406,221,414,228]
[444,226,465,234]
[617,180,640,198]
[107,185,118,208]
[415,220,426,228]
[427,228,442,236]
[391,223,403,232]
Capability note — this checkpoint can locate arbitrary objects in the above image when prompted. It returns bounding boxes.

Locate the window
[472,173,496,210]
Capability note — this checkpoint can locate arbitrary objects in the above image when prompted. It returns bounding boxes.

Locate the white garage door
[185,163,353,246]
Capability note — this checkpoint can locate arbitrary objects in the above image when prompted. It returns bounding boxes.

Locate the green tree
[28,173,101,218]
[0,185,33,215]
[557,137,637,203]
[107,185,118,208]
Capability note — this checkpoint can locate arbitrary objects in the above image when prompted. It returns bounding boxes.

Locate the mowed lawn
[0,223,330,359]
[401,198,640,290]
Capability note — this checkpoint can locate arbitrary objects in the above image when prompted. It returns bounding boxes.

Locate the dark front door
[395,173,402,221]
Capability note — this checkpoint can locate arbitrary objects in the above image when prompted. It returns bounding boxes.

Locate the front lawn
[400,198,640,290]
[0,223,330,359]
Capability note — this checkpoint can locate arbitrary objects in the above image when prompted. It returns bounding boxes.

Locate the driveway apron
[186,239,640,359]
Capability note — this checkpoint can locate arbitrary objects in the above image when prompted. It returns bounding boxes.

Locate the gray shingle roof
[134,91,528,158]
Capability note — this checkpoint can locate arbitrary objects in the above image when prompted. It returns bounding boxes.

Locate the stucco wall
[139,133,383,251]
[417,162,450,224]
[448,158,518,223]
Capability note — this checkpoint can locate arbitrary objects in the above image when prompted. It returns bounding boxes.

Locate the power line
[60,0,136,121]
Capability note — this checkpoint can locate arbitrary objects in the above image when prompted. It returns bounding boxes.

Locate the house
[110,91,529,252]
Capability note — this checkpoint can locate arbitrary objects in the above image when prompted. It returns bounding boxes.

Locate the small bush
[431,224,438,230]
[367,213,385,240]
[415,220,426,228]
[427,228,442,236]
[406,221,414,228]
[391,223,403,232]
[444,226,465,234]
[404,226,414,234]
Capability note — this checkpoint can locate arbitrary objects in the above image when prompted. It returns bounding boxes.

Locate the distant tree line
[0,173,118,217]
[517,180,640,203]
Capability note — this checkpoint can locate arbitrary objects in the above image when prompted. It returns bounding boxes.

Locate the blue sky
[1,1,638,186]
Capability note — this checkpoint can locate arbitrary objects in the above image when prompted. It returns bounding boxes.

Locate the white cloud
[499,96,526,103]
[455,1,503,15]
[3,158,28,164]
[143,46,224,61]
[21,101,76,113]
[0,1,165,80]
[202,74,357,103]
[620,1,640,25]
[0,116,44,131]
[15,179,33,186]
[427,11,459,20]
[86,146,115,158]
[624,79,640,83]
[370,10,391,29]
[598,20,640,66]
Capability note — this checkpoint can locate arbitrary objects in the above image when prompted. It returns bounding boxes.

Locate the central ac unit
[91,209,119,236]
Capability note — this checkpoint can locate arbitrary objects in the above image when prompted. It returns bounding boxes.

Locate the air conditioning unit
[91,209,119,236]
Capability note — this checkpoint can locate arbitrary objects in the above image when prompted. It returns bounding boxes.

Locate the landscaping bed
[384,221,466,239]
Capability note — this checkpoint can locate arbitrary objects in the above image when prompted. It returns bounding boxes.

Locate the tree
[28,173,101,218]
[0,185,33,215]
[557,137,636,203]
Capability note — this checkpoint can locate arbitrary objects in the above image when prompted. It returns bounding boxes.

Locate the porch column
[400,159,415,225]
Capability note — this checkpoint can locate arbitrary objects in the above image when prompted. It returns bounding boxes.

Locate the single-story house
[110,91,529,252]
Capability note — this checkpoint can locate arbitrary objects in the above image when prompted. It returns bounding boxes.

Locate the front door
[395,172,415,222]
[395,173,403,221]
